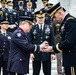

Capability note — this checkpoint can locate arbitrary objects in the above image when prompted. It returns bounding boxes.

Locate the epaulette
[67,17,74,20]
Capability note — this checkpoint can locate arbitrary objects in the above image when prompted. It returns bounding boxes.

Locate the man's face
[36,17,45,24]
[1,3,6,8]
[27,4,32,9]
[23,21,32,32]
[53,11,62,24]
[43,2,48,7]
[1,24,8,30]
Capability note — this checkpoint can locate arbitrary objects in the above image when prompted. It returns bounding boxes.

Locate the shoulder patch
[67,17,74,20]
[17,33,21,37]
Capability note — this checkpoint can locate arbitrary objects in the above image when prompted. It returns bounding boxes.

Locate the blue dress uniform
[0,1,8,20]
[7,16,40,75]
[24,0,37,10]
[24,8,34,17]
[6,10,18,32]
[29,24,55,75]
[13,0,18,10]
[0,20,12,75]
[47,2,76,75]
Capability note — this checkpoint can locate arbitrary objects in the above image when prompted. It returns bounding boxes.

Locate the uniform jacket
[24,0,37,9]
[29,24,55,61]
[45,13,53,25]
[24,8,34,17]
[0,31,11,61]
[54,13,76,67]
[7,28,40,74]
[0,8,8,20]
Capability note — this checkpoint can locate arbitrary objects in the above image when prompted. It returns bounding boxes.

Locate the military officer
[0,0,8,20]
[41,0,48,12]
[44,3,53,25]
[24,0,37,10]
[18,0,25,16]
[44,2,76,75]
[13,0,18,10]
[6,1,18,33]
[7,16,48,75]
[24,1,34,17]
[29,10,55,75]
[53,23,63,74]
[0,18,12,75]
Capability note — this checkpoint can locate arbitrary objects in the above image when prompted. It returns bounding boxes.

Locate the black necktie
[40,25,42,32]
[3,33,5,36]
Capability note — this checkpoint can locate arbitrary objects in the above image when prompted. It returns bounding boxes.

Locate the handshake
[39,41,54,52]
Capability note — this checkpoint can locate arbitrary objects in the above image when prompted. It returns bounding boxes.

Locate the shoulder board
[67,17,74,20]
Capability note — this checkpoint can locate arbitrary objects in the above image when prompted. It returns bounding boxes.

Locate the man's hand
[51,54,55,60]
[8,25,16,29]
[40,41,48,50]
[41,46,53,52]
[30,53,34,61]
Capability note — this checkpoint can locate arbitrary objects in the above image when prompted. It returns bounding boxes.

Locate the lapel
[59,13,70,32]
[42,24,47,34]
[35,24,41,33]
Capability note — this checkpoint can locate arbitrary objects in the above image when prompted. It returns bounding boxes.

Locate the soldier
[13,0,18,10]
[44,2,76,75]
[7,16,48,75]
[44,3,53,25]
[31,0,37,10]
[0,0,8,20]
[53,23,63,75]
[24,1,34,17]
[41,0,48,12]
[18,0,25,16]
[29,10,55,75]
[6,1,18,33]
[24,0,37,10]
[0,18,12,75]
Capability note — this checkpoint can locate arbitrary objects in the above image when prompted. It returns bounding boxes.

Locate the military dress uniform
[24,7,34,17]
[0,8,8,20]
[7,16,40,75]
[24,0,37,10]
[0,20,12,75]
[47,2,76,75]
[29,24,55,75]
[0,1,8,20]
[6,10,18,32]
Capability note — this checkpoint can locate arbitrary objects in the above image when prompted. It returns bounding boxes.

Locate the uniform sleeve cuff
[56,43,62,52]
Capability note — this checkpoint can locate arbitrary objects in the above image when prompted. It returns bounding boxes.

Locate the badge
[8,36,11,39]
[33,29,36,35]
[45,27,50,34]
[17,33,21,37]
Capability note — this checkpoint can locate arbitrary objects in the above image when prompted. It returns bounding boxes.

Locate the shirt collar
[0,30,6,35]
[38,23,44,30]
